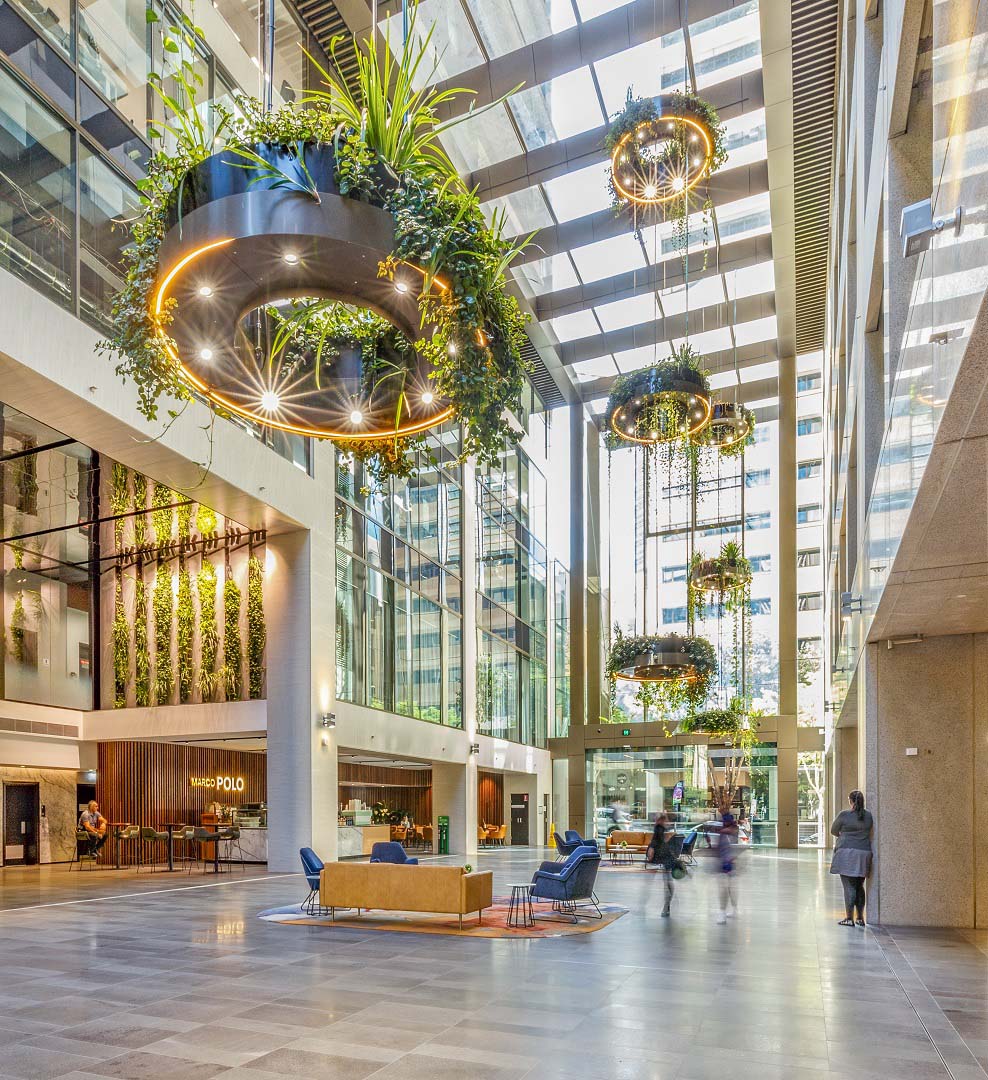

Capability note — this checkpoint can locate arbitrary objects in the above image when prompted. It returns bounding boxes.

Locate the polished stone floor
[0,848,986,1079]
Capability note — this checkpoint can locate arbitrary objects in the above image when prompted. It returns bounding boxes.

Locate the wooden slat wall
[97,741,266,841]
[478,771,504,827]
[338,763,432,824]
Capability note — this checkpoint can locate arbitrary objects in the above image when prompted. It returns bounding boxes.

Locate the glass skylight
[541,161,613,223]
[670,326,734,357]
[575,0,634,20]
[612,345,664,373]
[722,108,768,170]
[380,0,483,88]
[513,252,581,297]
[733,314,778,347]
[569,231,646,284]
[692,2,762,90]
[440,104,524,174]
[594,291,662,333]
[659,275,727,317]
[465,0,577,58]
[709,359,779,390]
[725,261,776,300]
[593,31,688,117]
[548,308,603,343]
[509,67,606,150]
[482,187,555,233]
[571,355,619,382]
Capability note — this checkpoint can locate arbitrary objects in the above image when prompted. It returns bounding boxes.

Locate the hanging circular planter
[605,91,729,209]
[694,401,755,455]
[690,545,752,595]
[605,345,712,446]
[606,632,716,683]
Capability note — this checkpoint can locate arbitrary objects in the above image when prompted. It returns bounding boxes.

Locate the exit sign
[622,728,631,737]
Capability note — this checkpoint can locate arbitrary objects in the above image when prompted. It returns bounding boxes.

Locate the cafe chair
[422,825,433,852]
[114,824,141,868]
[493,824,507,847]
[172,825,196,869]
[71,829,99,870]
[188,827,218,873]
[478,826,489,848]
[138,826,170,872]
[369,841,418,865]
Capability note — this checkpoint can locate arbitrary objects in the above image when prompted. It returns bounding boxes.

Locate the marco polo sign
[190,775,245,793]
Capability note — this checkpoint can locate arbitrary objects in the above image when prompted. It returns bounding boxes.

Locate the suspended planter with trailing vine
[605,344,712,448]
[688,540,752,694]
[606,629,716,716]
[99,10,532,484]
[693,400,755,457]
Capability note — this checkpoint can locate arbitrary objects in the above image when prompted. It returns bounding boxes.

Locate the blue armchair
[299,847,325,915]
[554,831,595,859]
[565,829,598,851]
[530,848,602,920]
[369,842,419,865]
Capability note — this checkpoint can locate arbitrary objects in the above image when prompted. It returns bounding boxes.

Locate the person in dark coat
[647,812,677,917]
[830,789,873,926]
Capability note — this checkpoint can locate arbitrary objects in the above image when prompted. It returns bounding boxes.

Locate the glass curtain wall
[476,445,549,747]
[335,427,464,728]
[586,744,779,845]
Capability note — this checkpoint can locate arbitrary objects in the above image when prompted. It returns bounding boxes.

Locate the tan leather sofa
[320,863,494,928]
[606,830,651,853]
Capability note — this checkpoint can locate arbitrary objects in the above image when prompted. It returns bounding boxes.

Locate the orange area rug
[258,898,627,937]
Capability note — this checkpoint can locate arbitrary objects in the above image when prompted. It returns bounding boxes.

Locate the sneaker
[716,912,727,924]
[661,909,670,918]
[726,906,737,918]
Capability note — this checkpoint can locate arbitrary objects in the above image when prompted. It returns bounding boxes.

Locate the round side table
[506,883,535,928]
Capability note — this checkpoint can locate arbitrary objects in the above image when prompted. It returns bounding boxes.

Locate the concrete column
[459,458,479,859]
[264,448,337,870]
[569,405,586,731]
[432,759,473,857]
[776,345,799,848]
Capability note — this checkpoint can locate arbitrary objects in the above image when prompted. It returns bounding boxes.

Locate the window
[797,373,822,393]
[797,548,821,567]
[797,504,822,524]
[745,468,770,487]
[662,606,687,625]
[662,564,687,583]
[749,554,771,573]
[798,593,823,611]
[798,636,823,656]
[750,597,771,615]
[797,459,822,480]
[797,416,823,436]
[745,511,771,531]
[753,423,771,443]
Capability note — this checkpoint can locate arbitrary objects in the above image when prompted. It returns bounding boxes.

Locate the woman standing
[830,790,873,926]
[647,813,676,917]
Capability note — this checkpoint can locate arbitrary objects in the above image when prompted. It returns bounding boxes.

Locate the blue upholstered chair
[529,848,602,920]
[369,841,419,865]
[553,831,582,859]
[680,830,699,864]
[299,847,325,915]
[565,829,598,851]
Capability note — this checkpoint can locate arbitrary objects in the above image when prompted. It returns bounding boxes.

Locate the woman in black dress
[830,790,874,926]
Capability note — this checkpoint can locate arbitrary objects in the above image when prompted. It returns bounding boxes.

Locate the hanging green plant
[605,344,712,449]
[9,591,25,663]
[112,568,129,708]
[197,560,219,701]
[689,540,752,692]
[177,562,194,703]
[195,504,217,537]
[247,555,265,700]
[109,462,129,550]
[152,562,173,704]
[605,629,716,717]
[605,89,728,257]
[133,473,148,548]
[678,699,760,806]
[134,571,151,706]
[177,500,193,542]
[694,401,755,458]
[223,575,242,700]
[96,9,533,483]
[151,483,174,548]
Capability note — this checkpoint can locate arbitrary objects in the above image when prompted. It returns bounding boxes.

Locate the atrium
[0,0,984,1076]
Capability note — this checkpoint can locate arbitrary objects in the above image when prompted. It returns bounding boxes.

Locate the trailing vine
[133,473,148,548]
[109,462,129,550]
[112,568,129,708]
[176,562,194,703]
[223,575,242,700]
[134,571,150,706]
[151,483,174,548]
[197,560,219,701]
[195,503,217,536]
[177,500,193,542]
[9,591,25,663]
[605,629,716,720]
[97,12,533,482]
[152,562,173,704]
[247,555,265,699]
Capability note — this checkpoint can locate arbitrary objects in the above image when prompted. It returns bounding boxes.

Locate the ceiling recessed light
[448,343,457,355]
[283,253,299,264]
[421,391,434,405]
[260,390,280,412]
[643,183,657,199]
[395,281,409,294]
[671,176,685,192]
[198,285,213,297]
[199,348,213,360]
[349,409,363,424]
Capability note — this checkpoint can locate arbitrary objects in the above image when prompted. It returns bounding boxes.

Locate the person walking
[830,789,873,926]
[647,812,676,917]
[715,810,739,924]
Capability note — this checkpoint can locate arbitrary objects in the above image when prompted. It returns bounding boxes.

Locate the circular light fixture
[199,347,213,360]
[611,634,705,683]
[693,400,755,452]
[260,390,281,412]
[610,103,716,208]
[283,252,299,264]
[395,281,409,293]
[690,551,752,595]
[606,356,713,447]
[198,285,213,297]
[421,391,434,405]
[349,409,363,424]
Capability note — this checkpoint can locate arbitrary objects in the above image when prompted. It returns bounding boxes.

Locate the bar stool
[71,829,98,870]
[218,825,245,871]
[138,826,170,872]
[114,825,140,868]
[172,825,196,868]
[187,827,215,873]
